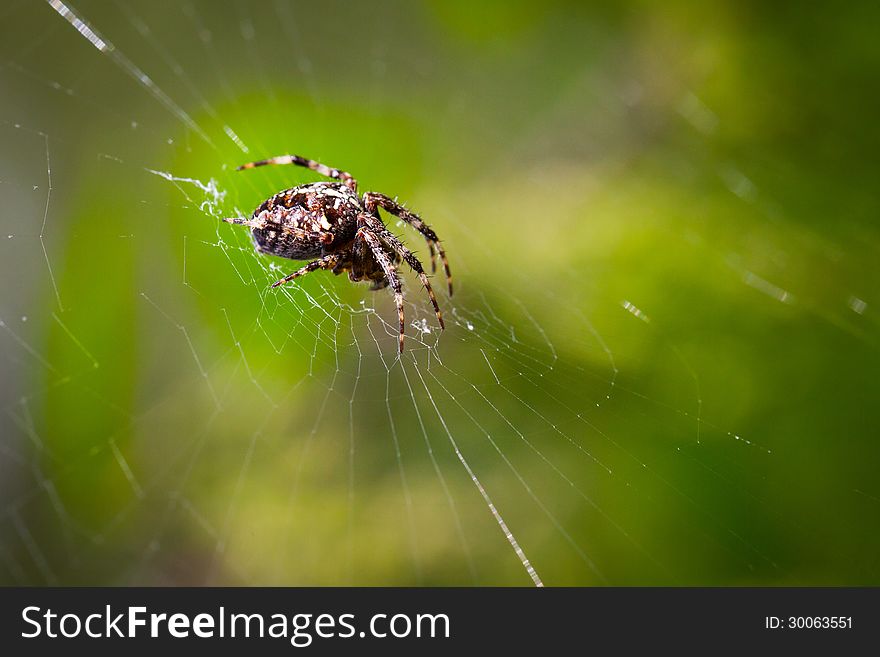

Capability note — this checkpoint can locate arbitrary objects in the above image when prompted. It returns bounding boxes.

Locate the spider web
[1,0,879,587]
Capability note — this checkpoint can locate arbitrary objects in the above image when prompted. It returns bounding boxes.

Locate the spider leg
[358,228,406,353]
[270,254,342,288]
[363,192,452,296]
[222,215,254,226]
[361,213,444,331]
[236,154,357,192]
[222,215,316,242]
[425,241,438,274]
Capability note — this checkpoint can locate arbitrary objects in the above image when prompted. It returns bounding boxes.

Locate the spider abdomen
[251,209,331,259]
[250,182,361,260]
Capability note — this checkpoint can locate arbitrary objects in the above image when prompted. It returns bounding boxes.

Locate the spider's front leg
[357,226,406,353]
[361,214,444,331]
[236,154,358,192]
[363,192,452,296]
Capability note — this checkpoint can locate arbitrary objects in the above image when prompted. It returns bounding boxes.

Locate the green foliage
[3,0,879,585]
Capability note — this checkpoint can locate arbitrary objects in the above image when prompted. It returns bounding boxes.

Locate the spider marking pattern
[223,154,452,353]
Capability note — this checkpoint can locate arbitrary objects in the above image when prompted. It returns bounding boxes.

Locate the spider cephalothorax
[223,154,452,353]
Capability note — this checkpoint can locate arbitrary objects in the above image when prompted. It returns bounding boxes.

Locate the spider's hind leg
[236,154,357,192]
[270,253,341,289]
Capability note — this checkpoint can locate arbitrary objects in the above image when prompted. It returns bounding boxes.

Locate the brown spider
[223,154,452,353]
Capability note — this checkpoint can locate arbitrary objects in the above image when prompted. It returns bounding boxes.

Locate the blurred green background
[1,0,879,585]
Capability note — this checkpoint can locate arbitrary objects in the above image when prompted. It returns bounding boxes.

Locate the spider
[223,154,452,353]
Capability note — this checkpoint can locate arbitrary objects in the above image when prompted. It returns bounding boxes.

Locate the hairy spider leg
[363,192,453,296]
[361,213,444,331]
[221,215,316,242]
[236,155,358,192]
[425,242,438,274]
[358,227,406,353]
[270,253,342,289]
[222,215,262,227]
